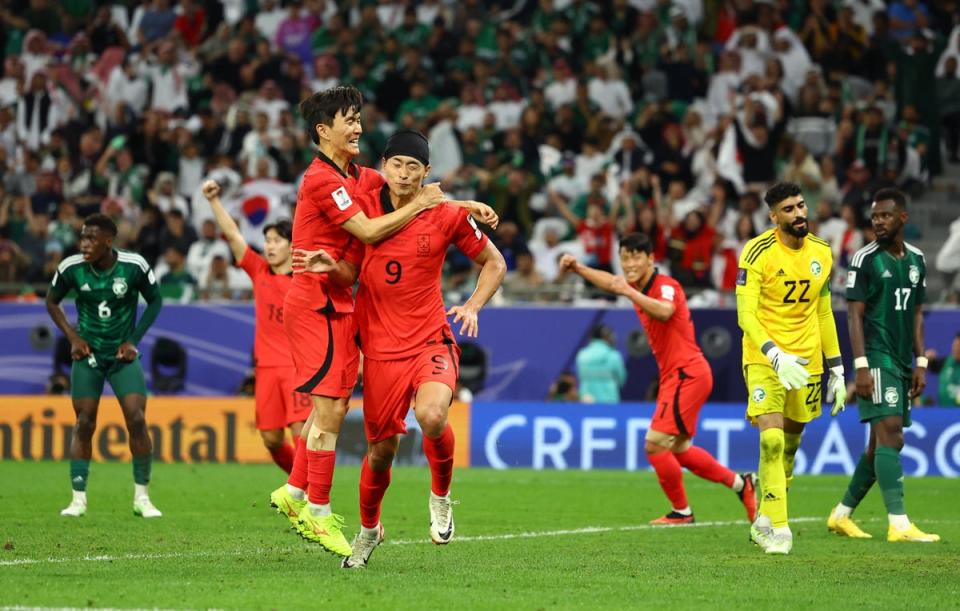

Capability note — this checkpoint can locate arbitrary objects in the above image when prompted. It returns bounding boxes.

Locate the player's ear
[424,163,431,178]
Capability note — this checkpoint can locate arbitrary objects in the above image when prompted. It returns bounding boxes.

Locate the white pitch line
[0,516,827,566]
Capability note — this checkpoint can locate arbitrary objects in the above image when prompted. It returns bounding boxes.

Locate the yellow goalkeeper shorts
[744,364,822,425]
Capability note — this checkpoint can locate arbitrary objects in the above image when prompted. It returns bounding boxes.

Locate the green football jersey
[845,241,926,375]
[49,250,160,359]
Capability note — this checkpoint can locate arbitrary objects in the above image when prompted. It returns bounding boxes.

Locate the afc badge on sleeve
[846,270,857,289]
[736,267,747,286]
[331,186,352,211]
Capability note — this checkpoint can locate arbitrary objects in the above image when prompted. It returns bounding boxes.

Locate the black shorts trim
[672,368,690,437]
[295,312,335,393]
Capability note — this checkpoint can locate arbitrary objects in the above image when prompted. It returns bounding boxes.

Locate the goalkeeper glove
[828,365,847,416]
[765,345,811,391]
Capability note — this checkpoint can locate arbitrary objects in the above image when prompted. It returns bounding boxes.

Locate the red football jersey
[633,270,707,376]
[355,186,489,360]
[237,246,293,368]
[577,220,614,266]
[285,152,384,312]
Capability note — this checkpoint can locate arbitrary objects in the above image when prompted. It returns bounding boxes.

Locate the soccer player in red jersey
[295,130,506,568]
[269,87,447,557]
[560,233,758,525]
[199,181,308,473]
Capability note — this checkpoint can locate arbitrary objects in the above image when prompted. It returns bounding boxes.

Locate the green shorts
[71,354,147,400]
[857,367,911,427]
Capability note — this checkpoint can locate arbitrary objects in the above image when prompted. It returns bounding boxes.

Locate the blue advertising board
[470,402,960,477]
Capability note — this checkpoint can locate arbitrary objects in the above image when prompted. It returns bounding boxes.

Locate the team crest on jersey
[810,260,822,277]
[752,387,766,403]
[884,387,899,405]
[909,265,920,286]
[331,186,352,211]
[417,234,430,257]
[112,277,128,297]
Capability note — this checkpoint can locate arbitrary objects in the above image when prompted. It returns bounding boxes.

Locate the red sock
[422,425,455,496]
[359,456,391,528]
[647,450,688,510]
[305,448,336,505]
[674,446,736,487]
[286,437,308,490]
[269,442,295,474]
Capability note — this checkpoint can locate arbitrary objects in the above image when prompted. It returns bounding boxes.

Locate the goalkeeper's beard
[783,218,809,238]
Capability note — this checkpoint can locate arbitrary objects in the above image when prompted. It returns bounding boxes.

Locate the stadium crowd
[0,0,958,304]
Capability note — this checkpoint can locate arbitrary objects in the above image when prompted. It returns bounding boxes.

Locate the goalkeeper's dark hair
[263,219,292,242]
[299,86,364,145]
[763,182,803,209]
[83,213,117,237]
[873,187,907,210]
[619,232,653,254]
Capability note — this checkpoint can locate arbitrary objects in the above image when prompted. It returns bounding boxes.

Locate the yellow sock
[783,432,802,491]
[759,428,788,528]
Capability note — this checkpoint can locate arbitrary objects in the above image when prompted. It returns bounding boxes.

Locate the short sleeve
[917,256,927,305]
[451,207,489,260]
[48,265,74,301]
[237,245,269,280]
[343,236,366,267]
[303,176,363,226]
[657,281,676,302]
[845,258,869,302]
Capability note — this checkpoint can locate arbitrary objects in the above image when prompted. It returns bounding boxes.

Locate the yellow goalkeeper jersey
[735,228,834,375]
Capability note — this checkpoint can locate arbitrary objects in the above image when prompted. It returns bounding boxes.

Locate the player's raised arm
[341,183,444,244]
[449,199,499,230]
[448,241,507,337]
[201,180,247,262]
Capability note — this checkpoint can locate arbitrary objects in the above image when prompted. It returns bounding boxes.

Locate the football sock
[269,442,295,474]
[889,513,910,530]
[673,506,692,516]
[70,459,90,492]
[674,446,736,487]
[132,454,151,485]
[834,503,853,519]
[758,428,788,528]
[423,425,455,496]
[360,524,381,539]
[875,446,906,515]
[647,450,688,511]
[308,502,331,517]
[783,432,802,490]
[731,473,745,492]
[287,437,308,491]
[71,490,87,505]
[306,448,336,506]
[359,456,391,529]
[841,452,876,510]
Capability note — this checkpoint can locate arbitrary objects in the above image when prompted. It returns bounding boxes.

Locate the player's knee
[367,444,396,471]
[75,414,97,439]
[644,441,668,455]
[759,432,784,456]
[125,411,148,438]
[417,408,447,438]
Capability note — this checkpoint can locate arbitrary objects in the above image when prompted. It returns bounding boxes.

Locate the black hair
[763,182,803,208]
[591,324,613,340]
[299,86,364,145]
[82,213,117,237]
[873,187,907,210]
[619,232,654,254]
[263,219,292,241]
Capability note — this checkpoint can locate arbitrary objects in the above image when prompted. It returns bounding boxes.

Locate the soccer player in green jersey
[827,188,939,542]
[46,214,164,518]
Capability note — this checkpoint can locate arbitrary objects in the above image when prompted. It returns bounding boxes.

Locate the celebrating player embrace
[296,129,506,568]
[735,182,846,555]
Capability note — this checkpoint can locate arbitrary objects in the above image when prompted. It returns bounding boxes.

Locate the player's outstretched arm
[448,241,507,337]
[342,183,445,244]
[449,200,499,230]
[558,254,675,320]
[817,289,846,415]
[201,179,247,262]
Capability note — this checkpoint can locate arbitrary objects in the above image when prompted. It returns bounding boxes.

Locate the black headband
[383,129,430,166]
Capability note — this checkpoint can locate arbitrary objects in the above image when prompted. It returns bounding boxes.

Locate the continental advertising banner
[0,396,471,466]
[470,402,960,477]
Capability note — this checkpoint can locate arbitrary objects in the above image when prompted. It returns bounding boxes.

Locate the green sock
[132,455,152,486]
[874,446,906,515]
[842,452,876,509]
[783,432,802,490]
[70,459,90,492]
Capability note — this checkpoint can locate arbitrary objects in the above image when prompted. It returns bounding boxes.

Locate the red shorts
[362,343,460,443]
[255,366,312,430]
[652,361,713,437]
[283,301,359,399]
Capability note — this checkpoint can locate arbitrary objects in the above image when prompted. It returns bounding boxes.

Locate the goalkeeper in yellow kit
[735,182,847,555]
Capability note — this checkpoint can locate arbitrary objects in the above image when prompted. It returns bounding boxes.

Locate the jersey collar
[315,149,359,179]
[379,183,395,213]
[639,268,659,295]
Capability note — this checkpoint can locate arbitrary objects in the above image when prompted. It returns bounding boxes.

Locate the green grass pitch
[1,461,958,609]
